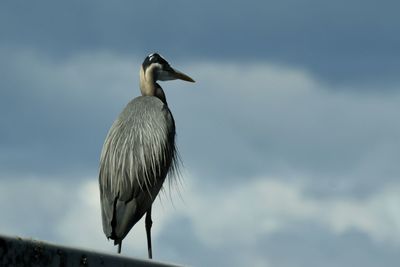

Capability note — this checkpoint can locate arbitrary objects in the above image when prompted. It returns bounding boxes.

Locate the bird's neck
[139,67,167,104]
[154,84,167,104]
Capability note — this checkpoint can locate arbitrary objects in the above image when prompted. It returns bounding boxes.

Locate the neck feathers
[139,66,167,104]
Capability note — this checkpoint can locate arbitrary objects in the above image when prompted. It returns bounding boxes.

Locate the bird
[99,53,194,258]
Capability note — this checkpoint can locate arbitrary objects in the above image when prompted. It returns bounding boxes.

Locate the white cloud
[0,175,151,256]
[0,175,73,238]
[169,175,400,248]
[2,173,400,263]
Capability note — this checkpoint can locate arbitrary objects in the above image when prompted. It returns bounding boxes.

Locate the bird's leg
[145,206,153,259]
[118,241,122,254]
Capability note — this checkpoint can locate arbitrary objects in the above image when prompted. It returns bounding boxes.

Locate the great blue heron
[99,53,194,258]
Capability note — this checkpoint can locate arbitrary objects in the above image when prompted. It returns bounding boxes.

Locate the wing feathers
[99,96,177,240]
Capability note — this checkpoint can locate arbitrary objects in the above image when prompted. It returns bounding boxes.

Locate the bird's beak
[171,68,195,83]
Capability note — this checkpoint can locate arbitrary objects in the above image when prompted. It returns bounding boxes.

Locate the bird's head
[141,53,195,83]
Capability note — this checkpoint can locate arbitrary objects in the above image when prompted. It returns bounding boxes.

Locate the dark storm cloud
[1,0,399,85]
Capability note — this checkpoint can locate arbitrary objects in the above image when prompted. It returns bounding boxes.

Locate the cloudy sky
[1,1,400,266]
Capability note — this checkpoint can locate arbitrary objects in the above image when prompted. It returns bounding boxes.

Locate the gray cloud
[0,49,135,176]
[157,216,253,267]
[1,1,399,85]
[158,219,400,267]
[155,177,400,267]
[261,223,400,267]
[1,49,399,198]
[173,62,400,197]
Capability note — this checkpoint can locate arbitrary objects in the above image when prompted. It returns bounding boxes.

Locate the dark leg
[118,241,122,254]
[145,206,153,259]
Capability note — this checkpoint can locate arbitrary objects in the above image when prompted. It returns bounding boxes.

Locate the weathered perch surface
[0,234,182,267]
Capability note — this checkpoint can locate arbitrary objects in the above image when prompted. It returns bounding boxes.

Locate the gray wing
[99,96,178,240]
